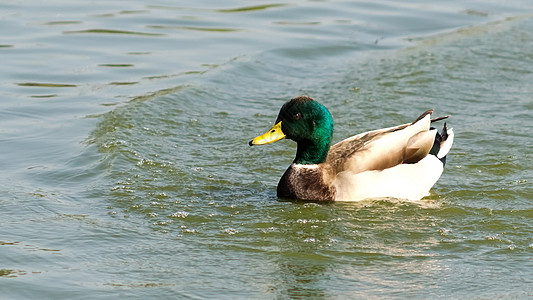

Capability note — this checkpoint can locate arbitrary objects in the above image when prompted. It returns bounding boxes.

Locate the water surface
[1,0,532,299]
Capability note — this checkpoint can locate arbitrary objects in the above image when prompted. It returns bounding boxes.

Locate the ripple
[147,3,286,13]
[119,10,149,15]
[109,81,139,86]
[43,21,82,26]
[217,4,287,13]
[273,21,321,26]
[98,64,135,67]
[147,25,242,32]
[64,29,165,36]
[30,94,58,98]
[17,82,77,88]
[0,269,28,278]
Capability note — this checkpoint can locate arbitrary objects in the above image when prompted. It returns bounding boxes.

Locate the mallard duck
[249,96,454,201]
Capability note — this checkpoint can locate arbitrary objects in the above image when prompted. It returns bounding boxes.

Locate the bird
[249,95,454,201]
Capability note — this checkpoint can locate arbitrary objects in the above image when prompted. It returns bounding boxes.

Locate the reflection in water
[263,200,452,298]
[267,204,338,298]
[273,258,329,299]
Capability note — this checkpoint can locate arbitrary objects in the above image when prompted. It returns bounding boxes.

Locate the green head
[250,96,333,165]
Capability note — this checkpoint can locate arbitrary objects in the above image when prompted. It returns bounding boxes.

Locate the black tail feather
[441,122,449,140]
[412,109,450,124]
[431,115,450,123]
[430,122,450,166]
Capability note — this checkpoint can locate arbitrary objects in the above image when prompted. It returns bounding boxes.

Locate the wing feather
[326,113,435,174]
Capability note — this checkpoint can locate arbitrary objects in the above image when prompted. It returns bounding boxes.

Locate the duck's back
[326,113,435,175]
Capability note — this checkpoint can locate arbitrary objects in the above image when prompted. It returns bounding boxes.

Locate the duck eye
[293,113,301,120]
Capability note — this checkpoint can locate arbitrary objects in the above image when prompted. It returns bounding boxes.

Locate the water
[1,0,532,298]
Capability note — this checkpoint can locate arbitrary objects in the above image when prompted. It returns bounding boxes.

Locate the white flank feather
[334,155,444,201]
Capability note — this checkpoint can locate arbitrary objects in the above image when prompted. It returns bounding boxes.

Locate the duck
[249,95,454,201]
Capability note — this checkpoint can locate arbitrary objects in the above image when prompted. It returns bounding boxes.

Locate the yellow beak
[249,121,286,146]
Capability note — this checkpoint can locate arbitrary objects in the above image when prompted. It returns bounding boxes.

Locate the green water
[1,1,532,299]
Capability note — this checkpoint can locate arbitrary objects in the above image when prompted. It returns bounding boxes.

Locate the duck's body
[250,96,454,202]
